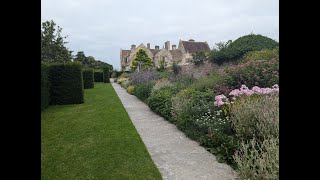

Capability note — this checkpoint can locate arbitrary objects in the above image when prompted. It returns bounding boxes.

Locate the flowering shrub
[129,69,160,85]
[117,77,129,84]
[225,59,278,89]
[151,78,172,95]
[171,88,215,140]
[120,80,130,89]
[230,93,279,141]
[214,84,279,107]
[127,85,135,94]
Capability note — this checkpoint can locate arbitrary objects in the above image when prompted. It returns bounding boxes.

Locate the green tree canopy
[209,34,279,65]
[131,49,152,71]
[73,51,113,70]
[41,20,72,63]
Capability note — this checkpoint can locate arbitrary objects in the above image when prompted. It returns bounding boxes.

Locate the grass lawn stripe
[41,83,162,179]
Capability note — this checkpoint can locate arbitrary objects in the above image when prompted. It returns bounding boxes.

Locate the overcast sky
[41,0,279,70]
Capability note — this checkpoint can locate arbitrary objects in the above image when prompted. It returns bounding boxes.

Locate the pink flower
[229,89,240,96]
[215,94,226,101]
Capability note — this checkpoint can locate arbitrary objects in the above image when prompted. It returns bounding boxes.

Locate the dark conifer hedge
[83,69,94,89]
[49,62,84,105]
[41,63,50,110]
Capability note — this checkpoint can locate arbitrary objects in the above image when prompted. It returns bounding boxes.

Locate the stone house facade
[120,39,210,71]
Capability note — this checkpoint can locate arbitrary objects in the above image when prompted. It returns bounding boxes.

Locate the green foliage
[74,51,87,64]
[157,59,167,71]
[191,72,225,92]
[48,62,84,105]
[172,62,181,75]
[131,49,153,71]
[225,59,279,89]
[103,67,110,83]
[147,86,176,122]
[83,69,94,89]
[192,51,207,65]
[74,51,113,70]
[171,88,214,132]
[241,47,279,63]
[41,63,50,111]
[134,83,154,102]
[205,133,238,167]
[210,34,279,65]
[94,71,104,82]
[41,20,72,63]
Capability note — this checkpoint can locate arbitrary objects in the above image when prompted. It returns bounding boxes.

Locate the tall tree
[74,51,87,64]
[41,20,72,63]
[130,49,152,71]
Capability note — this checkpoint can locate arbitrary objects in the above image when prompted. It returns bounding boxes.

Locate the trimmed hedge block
[49,62,84,105]
[41,63,50,111]
[103,67,110,83]
[83,69,94,89]
[94,72,104,82]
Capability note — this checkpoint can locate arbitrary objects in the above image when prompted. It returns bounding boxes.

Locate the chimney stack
[172,45,176,50]
[147,43,150,49]
[165,41,170,50]
[131,44,136,50]
[155,45,159,50]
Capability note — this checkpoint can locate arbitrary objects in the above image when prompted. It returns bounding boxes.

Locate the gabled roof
[181,40,210,53]
[170,49,182,60]
[121,50,131,57]
[149,49,161,55]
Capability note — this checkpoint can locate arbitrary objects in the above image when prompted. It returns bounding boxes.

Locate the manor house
[120,39,210,71]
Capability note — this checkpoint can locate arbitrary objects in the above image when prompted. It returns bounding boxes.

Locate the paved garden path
[111,81,238,180]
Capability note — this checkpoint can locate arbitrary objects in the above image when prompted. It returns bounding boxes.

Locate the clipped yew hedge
[41,63,50,111]
[83,69,94,89]
[49,62,84,105]
[94,72,104,82]
[103,67,110,83]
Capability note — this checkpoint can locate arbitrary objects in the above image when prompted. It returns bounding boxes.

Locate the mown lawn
[41,83,162,179]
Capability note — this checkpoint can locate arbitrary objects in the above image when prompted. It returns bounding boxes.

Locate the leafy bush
[172,62,181,75]
[204,132,238,167]
[147,86,176,122]
[41,63,50,110]
[241,47,279,63]
[151,78,172,94]
[192,51,207,65]
[169,74,195,89]
[48,62,84,105]
[171,88,215,137]
[103,67,110,83]
[134,83,154,102]
[83,69,94,89]
[191,72,225,92]
[210,34,279,65]
[225,59,279,89]
[233,137,279,180]
[230,93,279,141]
[127,85,135,94]
[94,71,104,82]
[120,80,130,89]
[117,77,129,84]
